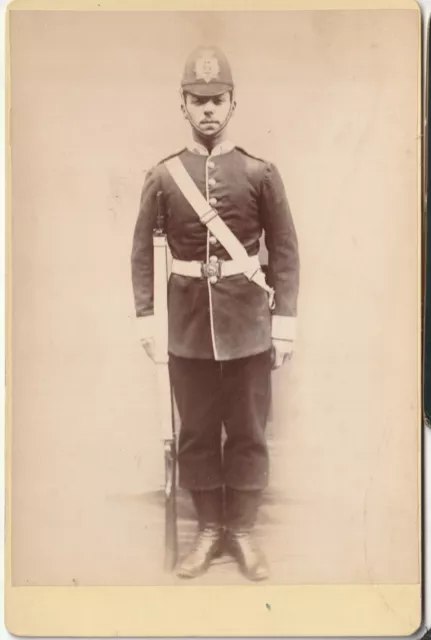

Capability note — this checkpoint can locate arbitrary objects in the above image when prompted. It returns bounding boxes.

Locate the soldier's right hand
[135,315,156,360]
[140,337,156,362]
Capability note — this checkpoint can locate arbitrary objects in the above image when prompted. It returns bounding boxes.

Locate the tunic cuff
[271,315,297,342]
[135,314,155,340]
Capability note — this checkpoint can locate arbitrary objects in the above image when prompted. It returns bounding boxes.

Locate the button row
[207,164,217,254]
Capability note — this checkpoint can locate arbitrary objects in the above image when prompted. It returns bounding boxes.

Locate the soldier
[131,45,300,581]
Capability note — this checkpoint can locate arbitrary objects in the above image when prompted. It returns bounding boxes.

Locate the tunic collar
[187,139,235,157]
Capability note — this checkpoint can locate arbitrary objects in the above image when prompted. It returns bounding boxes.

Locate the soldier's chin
[198,123,222,136]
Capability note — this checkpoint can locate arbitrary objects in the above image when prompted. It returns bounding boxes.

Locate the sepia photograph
[6,1,422,635]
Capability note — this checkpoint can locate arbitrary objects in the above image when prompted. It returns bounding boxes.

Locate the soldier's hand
[140,337,156,362]
[271,339,294,370]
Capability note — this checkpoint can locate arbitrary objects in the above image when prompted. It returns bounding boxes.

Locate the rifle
[153,190,178,572]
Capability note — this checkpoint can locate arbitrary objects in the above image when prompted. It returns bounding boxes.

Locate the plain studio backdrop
[10,9,420,586]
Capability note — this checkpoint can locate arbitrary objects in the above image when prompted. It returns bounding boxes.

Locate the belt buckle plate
[201,259,222,282]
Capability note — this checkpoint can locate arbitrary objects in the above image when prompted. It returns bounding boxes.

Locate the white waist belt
[171,254,261,280]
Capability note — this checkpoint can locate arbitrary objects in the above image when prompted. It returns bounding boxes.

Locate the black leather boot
[225,487,269,581]
[176,488,224,579]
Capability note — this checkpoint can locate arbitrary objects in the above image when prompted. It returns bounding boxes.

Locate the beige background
[10,8,420,587]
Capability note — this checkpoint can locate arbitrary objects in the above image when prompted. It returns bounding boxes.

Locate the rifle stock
[153,191,178,572]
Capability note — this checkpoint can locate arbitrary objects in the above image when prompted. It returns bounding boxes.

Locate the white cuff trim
[271,315,297,341]
[136,314,155,340]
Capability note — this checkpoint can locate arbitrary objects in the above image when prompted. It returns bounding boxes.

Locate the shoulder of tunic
[235,146,268,164]
[141,149,186,185]
[156,148,187,166]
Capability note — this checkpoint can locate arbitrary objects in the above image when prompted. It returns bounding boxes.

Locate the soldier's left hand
[271,339,294,370]
[140,337,156,362]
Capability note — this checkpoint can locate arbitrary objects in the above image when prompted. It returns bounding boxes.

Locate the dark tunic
[131,144,300,361]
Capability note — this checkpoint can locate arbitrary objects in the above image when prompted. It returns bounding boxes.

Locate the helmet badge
[194,51,221,84]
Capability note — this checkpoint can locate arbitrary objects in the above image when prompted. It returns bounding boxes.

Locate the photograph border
[4,0,423,635]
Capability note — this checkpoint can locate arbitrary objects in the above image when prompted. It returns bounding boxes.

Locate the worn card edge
[4,0,423,636]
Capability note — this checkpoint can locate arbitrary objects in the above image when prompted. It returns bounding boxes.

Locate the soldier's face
[183,92,233,136]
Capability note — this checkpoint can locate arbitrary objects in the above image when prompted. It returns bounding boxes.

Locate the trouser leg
[169,355,223,490]
[222,349,272,491]
[225,486,259,532]
[190,488,224,530]
[169,355,225,578]
[221,350,272,581]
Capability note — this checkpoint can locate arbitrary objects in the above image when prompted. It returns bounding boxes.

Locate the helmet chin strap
[180,88,236,139]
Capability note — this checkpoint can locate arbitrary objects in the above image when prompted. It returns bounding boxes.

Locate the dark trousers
[168,350,272,492]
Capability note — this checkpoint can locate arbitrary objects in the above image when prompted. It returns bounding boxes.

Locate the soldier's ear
[180,103,188,120]
[229,91,236,112]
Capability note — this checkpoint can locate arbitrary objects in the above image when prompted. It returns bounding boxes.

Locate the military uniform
[131,46,300,580]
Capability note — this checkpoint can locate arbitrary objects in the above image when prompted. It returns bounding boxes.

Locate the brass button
[209,197,217,206]
[209,235,217,245]
[207,161,215,169]
[209,275,218,285]
[209,255,218,264]
[208,178,216,186]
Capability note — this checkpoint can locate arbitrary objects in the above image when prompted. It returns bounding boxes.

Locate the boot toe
[176,562,204,579]
[246,559,269,581]
[227,532,270,581]
[176,528,224,579]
